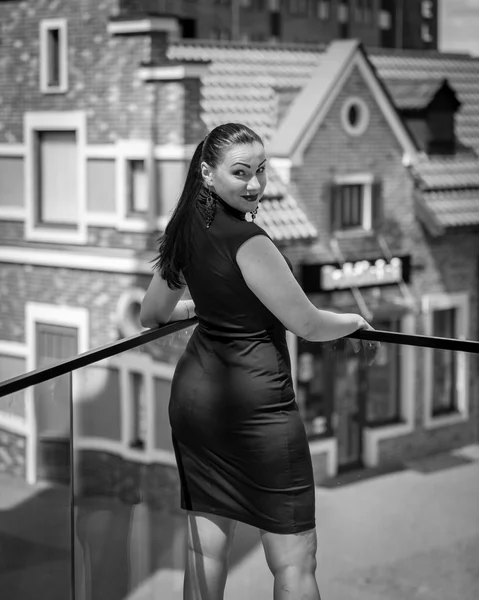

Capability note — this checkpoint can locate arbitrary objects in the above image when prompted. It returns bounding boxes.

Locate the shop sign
[301,256,411,293]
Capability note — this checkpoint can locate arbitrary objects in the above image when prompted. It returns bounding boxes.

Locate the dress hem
[179,502,316,535]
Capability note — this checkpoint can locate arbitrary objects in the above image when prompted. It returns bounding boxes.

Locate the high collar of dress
[202,187,246,221]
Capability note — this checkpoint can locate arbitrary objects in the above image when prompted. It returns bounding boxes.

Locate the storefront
[296,254,414,473]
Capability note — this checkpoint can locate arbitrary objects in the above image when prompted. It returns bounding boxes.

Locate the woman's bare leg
[260,527,321,600]
[183,511,237,600]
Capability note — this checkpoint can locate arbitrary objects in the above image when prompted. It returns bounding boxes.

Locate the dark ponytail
[153,140,204,289]
[154,123,263,289]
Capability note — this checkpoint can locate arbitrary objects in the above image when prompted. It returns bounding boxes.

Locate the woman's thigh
[187,511,237,561]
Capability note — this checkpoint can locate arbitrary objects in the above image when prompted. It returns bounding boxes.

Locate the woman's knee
[261,528,318,576]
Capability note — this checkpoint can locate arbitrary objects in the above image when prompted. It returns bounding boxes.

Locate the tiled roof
[412,154,479,190]
[384,78,445,110]
[370,49,479,155]
[168,40,322,141]
[419,189,479,229]
[252,167,318,242]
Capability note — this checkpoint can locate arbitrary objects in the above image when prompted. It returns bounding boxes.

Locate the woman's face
[202,141,267,214]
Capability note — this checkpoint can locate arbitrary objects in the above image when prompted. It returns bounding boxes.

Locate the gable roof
[268,40,417,163]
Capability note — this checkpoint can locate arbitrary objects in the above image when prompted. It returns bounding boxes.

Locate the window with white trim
[40,19,68,94]
[423,293,469,425]
[330,175,383,234]
[117,140,153,231]
[127,159,148,215]
[431,308,458,415]
[37,131,78,226]
[25,112,86,244]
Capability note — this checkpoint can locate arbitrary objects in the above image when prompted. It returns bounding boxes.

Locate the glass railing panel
[71,325,197,600]
[0,374,72,600]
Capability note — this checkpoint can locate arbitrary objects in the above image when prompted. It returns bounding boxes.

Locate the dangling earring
[250,207,258,222]
[204,186,217,229]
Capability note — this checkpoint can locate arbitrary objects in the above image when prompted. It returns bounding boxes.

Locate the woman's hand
[349,317,381,366]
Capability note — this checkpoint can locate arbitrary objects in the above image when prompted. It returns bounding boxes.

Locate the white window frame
[333,173,373,235]
[24,111,87,244]
[25,301,89,484]
[40,19,69,94]
[0,144,26,221]
[422,293,470,429]
[117,139,155,232]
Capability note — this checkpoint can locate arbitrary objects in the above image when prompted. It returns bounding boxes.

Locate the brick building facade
[0,2,478,493]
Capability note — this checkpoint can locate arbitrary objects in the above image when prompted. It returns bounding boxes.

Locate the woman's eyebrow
[232,159,267,168]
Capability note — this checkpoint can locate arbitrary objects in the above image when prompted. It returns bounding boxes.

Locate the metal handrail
[0,318,478,398]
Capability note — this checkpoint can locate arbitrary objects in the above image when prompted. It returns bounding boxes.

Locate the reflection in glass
[0,376,72,599]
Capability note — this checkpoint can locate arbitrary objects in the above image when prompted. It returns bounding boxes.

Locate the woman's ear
[201,161,213,186]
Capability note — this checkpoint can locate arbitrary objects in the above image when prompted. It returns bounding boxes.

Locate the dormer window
[387,78,461,156]
[40,19,68,94]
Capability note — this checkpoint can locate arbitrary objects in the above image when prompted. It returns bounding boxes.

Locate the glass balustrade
[0,326,478,600]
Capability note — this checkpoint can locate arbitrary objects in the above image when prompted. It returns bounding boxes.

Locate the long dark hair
[154,123,264,289]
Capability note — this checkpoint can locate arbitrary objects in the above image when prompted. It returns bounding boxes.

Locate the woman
[140,123,377,600]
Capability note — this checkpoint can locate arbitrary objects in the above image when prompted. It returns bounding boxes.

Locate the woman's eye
[257,166,266,174]
[234,170,245,176]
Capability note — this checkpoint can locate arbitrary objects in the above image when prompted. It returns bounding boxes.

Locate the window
[0,154,25,219]
[40,19,68,93]
[130,372,147,449]
[127,159,148,215]
[35,323,78,438]
[422,0,433,19]
[330,175,382,234]
[86,158,116,215]
[25,112,86,243]
[341,96,370,136]
[431,309,457,415]
[423,293,469,428]
[366,319,401,424]
[117,140,152,231]
[317,0,330,20]
[37,131,78,226]
[379,9,392,29]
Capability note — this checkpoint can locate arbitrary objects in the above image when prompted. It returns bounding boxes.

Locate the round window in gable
[341,97,370,136]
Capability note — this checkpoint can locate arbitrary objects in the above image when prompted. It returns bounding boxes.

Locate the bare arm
[236,235,368,342]
[139,270,195,328]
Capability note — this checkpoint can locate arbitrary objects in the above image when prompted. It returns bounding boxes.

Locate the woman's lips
[241,194,258,202]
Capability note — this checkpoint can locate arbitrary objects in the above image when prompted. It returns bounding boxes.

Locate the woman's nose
[247,176,261,192]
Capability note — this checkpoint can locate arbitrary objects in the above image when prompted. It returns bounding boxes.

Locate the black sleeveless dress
[169,190,315,534]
